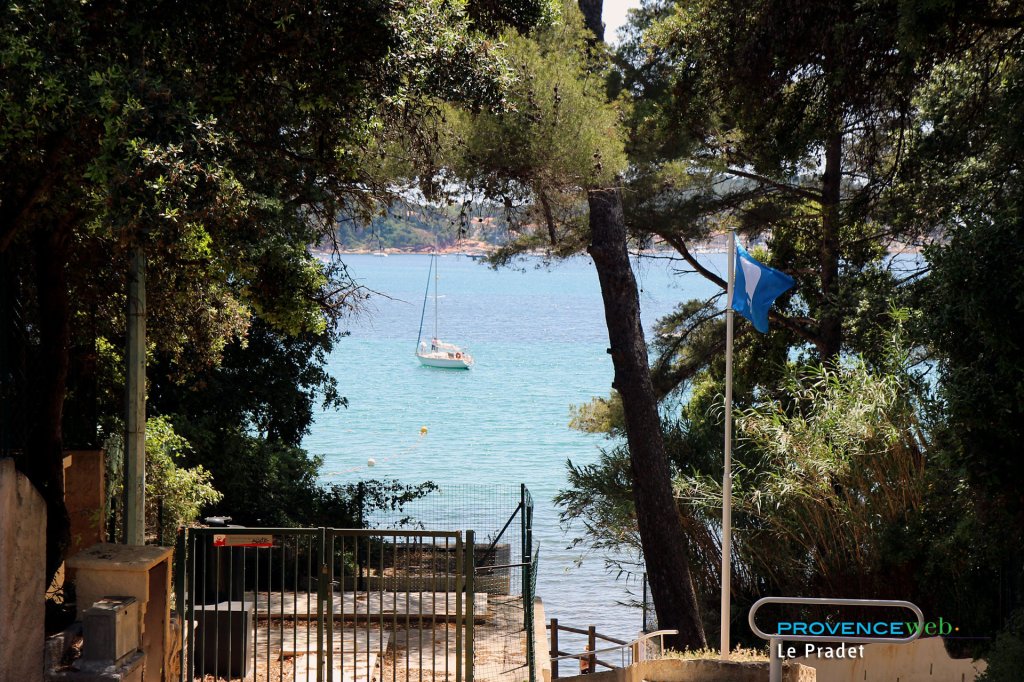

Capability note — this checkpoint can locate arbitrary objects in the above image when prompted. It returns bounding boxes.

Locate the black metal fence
[175,484,537,682]
[641,573,657,634]
[363,483,537,682]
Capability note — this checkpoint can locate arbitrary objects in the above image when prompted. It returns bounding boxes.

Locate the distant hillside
[335,202,507,252]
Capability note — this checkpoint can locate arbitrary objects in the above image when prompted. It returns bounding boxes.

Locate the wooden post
[587,626,596,674]
[466,530,475,682]
[550,619,558,679]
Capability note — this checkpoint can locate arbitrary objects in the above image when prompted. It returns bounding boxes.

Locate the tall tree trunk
[20,226,73,590]
[576,0,705,651]
[586,186,707,650]
[818,130,843,360]
[577,0,604,42]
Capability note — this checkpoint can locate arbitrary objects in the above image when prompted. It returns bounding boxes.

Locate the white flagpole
[721,229,736,659]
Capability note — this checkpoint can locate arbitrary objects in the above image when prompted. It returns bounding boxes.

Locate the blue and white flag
[732,243,795,333]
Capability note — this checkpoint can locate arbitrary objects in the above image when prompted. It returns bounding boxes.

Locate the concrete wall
[0,457,46,682]
[794,637,986,682]
[535,597,552,682]
[555,656,815,682]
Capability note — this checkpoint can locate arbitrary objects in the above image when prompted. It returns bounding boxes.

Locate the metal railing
[748,596,924,682]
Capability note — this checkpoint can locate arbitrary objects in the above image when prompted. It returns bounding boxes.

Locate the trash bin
[194,517,247,604]
[193,600,254,678]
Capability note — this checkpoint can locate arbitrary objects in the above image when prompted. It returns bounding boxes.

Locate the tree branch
[656,231,726,289]
[723,167,822,203]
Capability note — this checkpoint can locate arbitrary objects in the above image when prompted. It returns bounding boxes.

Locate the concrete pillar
[63,450,107,558]
[68,543,173,682]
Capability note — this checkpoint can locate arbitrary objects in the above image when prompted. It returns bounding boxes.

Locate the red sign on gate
[212,534,273,548]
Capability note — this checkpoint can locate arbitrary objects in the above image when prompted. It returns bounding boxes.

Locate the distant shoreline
[317,242,724,258]
[316,239,923,258]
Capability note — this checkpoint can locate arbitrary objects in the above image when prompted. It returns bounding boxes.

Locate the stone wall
[794,637,986,681]
[554,656,815,682]
[0,457,46,682]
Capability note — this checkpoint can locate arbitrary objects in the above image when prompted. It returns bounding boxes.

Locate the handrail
[547,616,679,679]
[748,596,924,682]
[549,629,678,662]
[749,596,924,645]
[547,623,627,645]
[477,561,531,572]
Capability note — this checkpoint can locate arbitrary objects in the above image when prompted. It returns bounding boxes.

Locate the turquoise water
[303,253,725,644]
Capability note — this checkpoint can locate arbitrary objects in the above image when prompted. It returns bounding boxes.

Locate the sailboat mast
[416,254,434,352]
[433,251,439,341]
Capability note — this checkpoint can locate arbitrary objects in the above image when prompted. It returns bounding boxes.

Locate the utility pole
[125,243,146,545]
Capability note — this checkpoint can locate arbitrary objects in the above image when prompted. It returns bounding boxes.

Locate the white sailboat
[416,253,473,369]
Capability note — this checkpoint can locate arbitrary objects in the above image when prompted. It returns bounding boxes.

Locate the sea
[303,252,726,647]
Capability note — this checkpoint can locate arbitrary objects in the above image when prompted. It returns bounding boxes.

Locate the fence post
[318,528,328,682]
[550,619,559,679]
[521,484,528,631]
[456,533,464,682]
[525,492,535,682]
[175,527,187,682]
[466,530,475,682]
[587,626,596,675]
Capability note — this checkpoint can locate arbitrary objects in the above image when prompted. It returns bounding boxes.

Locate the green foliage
[900,22,1024,642]
[443,0,628,261]
[148,318,338,524]
[561,314,941,641]
[1,0,545,408]
[543,0,1024,653]
[338,209,447,251]
[146,316,435,530]
[922,216,1024,506]
[172,430,436,530]
[144,417,222,545]
[178,433,321,527]
[335,201,508,251]
[161,319,342,442]
[0,0,555,621]
[568,391,624,435]
[612,0,928,365]
[558,445,637,562]
[687,352,928,594]
[104,417,222,546]
[977,611,1024,682]
[904,32,1024,527]
[467,0,561,36]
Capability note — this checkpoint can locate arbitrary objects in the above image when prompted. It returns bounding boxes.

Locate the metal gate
[175,527,474,682]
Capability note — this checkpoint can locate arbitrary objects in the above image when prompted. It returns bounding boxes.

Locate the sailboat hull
[416,253,474,369]
[416,352,473,369]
